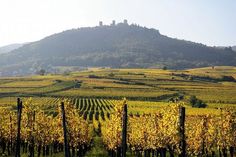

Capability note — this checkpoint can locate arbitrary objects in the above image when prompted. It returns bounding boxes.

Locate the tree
[189,95,207,108]
[189,95,197,106]
[108,72,115,77]
[63,70,71,76]
[221,75,235,82]
[36,69,46,76]
[162,66,167,70]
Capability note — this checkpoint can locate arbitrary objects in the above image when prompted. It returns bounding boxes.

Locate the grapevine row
[101,101,236,157]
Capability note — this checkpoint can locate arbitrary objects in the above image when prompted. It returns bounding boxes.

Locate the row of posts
[14,99,70,157]
[121,104,186,157]
[14,99,186,157]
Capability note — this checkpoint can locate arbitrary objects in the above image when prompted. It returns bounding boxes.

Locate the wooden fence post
[121,103,128,157]
[15,98,23,157]
[61,102,70,157]
[179,107,186,157]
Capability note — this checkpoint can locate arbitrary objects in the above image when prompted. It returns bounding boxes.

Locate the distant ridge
[0,21,235,76]
[0,43,25,54]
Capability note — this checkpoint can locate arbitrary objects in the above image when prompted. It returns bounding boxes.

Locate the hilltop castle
[98,19,128,26]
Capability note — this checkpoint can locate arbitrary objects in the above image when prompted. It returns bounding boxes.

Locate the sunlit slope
[0,66,235,103]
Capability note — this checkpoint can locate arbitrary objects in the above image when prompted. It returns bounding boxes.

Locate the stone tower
[111,20,116,26]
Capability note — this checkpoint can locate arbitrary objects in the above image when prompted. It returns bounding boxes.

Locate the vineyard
[0,97,235,157]
[0,67,235,156]
[102,101,236,157]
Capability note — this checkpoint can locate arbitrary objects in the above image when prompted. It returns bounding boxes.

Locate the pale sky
[0,0,235,47]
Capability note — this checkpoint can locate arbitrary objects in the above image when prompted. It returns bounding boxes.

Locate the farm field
[0,66,236,102]
[0,66,235,156]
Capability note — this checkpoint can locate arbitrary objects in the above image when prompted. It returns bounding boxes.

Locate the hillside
[0,66,236,103]
[1,67,235,156]
[233,46,236,51]
[0,43,25,54]
[0,23,236,76]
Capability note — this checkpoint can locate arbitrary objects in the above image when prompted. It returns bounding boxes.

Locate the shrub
[189,95,207,108]
[88,75,100,78]
[221,75,235,82]
[162,66,167,70]
[108,72,115,77]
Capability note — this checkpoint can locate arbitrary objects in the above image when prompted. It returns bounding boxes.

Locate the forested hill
[0,23,236,76]
[0,43,25,54]
[232,46,236,51]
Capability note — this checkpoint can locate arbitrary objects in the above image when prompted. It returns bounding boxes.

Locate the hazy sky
[0,0,235,47]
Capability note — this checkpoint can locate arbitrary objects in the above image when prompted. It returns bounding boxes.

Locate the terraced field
[0,66,236,108]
